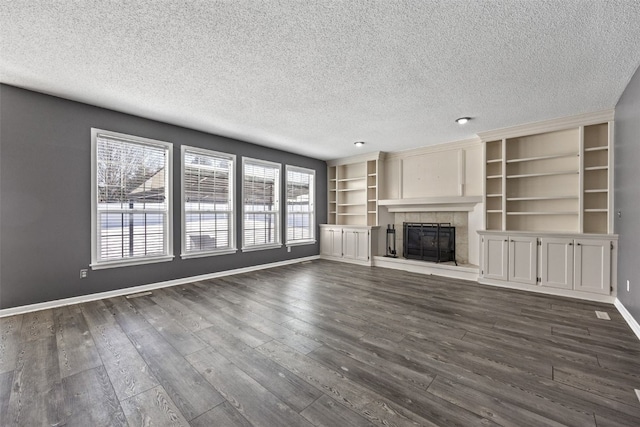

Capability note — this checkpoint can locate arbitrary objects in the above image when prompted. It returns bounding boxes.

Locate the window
[242,158,281,250]
[182,146,235,257]
[286,165,315,245]
[91,129,173,269]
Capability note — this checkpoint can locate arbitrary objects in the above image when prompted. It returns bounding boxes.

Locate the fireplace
[403,222,457,264]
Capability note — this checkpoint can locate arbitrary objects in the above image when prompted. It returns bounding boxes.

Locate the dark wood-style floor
[1,260,640,426]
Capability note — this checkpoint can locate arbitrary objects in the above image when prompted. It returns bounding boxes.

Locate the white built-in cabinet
[479,111,618,301]
[479,231,615,298]
[319,225,377,265]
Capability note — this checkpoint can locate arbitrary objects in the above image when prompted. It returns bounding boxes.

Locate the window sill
[181,249,238,259]
[90,255,174,270]
[241,244,282,253]
[286,239,316,247]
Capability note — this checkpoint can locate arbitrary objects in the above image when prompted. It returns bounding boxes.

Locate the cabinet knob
[576,243,581,246]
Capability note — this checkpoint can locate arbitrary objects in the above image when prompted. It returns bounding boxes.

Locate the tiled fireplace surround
[391,211,469,265]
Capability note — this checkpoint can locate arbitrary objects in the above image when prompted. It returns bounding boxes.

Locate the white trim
[477,277,615,303]
[373,256,479,281]
[180,249,238,259]
[181,145,236,256]
[326,151,383,167]
[90,255,174,270]
[241,244,283,252]
[379,196,482,212]
[0,256,320,318]
[614,298,640,342]
[384,138,481,160]
[477,109,615,141]
[286,240,316,247]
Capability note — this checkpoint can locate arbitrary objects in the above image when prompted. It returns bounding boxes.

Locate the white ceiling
[2,1,640,160]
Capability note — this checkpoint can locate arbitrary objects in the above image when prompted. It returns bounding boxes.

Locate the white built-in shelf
[486,158,503,164]
[506,152,579,164]
[506,211,578,216]
[367,199,376,202]
[584,146,608,152]
[329,211,337,214]
[338,177,366,182]
[368,210,376,214]
[584,166,608,171]
[486,194,502,198]
[584,209,608,213]
[506,195,578,201]
[368,173,377,177]
[338,203,362,207]
[584,189,608,193]
[367,185,376,189]
[487,210,503,213]
[329,178,337,182]
[338,213,366,216]
[487,174,503,179]
[337,188,366,192]
[506,170,578,179]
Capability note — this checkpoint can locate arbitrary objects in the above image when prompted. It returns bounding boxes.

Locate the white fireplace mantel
[378,196,483,212]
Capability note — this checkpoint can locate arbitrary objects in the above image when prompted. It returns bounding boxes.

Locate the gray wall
[614,65,640,325]
[0,85,327,309]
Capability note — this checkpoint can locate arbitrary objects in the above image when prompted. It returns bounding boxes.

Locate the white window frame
[90,128,173,269]
[181,146,236,259]
[242,157,282,252]
[285,165,316,246]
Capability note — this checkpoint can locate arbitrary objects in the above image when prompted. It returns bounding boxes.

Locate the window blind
[243,159,281,248]
[183,148,234,255]
[94,132,171,264]
[286,166,315,244]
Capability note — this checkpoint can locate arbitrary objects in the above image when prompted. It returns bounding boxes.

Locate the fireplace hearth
[403,222,457,265]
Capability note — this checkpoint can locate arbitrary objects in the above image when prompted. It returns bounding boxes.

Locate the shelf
[584,166,608,171]
[368,210,377,214]
[338,177,366,182]
[367,185,376,189]
[506,211,578,216]
[506,195,578,201]
[337,188,366,192]
[367,199,377,202]
[338,213,366,216]
[505,152,579,164]
[329,178,337,182]
[486,194,502,198]
[506,170,578,179]
[487,210,503,213]
[486,158,503,164]
[487,175,503,179]
[584,146,608,152]
[368,173,377,177]
[338,203,362,207]
[584,189,608,193]
[329,211,336,214]
[585,209,608,213]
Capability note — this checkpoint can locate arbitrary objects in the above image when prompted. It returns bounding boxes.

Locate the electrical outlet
[287,246,292,253]
[627,279,630,292]
[80,269,88,279]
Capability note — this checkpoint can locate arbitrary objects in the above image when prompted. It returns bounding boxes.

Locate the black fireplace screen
[403,222,457,265]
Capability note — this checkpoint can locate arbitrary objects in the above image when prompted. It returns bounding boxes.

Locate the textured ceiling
[2,1,640,160]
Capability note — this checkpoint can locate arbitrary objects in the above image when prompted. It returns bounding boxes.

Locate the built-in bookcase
[327,153,381,226]
[481,116,613,234]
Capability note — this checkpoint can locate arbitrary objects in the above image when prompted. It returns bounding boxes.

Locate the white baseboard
[0,255,320,318]
[614,298,640,342]
[477,278,615,304]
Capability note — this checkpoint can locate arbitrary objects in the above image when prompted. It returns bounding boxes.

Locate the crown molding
[326,151,384,166]
[384,137,481,160]
[477,109,615,141]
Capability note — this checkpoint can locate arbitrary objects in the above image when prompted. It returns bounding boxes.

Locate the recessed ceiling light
[354,141,365,147]
[455,117,471,124]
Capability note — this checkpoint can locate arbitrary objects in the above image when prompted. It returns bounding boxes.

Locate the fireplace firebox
[403,222,457,265]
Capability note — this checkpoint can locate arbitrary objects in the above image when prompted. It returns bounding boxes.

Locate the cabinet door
[342,229,370,261]
[574,239,611,295]
[539,238,573,289]
[483,235,508,281]
[508,236,538,285]
[320,228,342,257]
